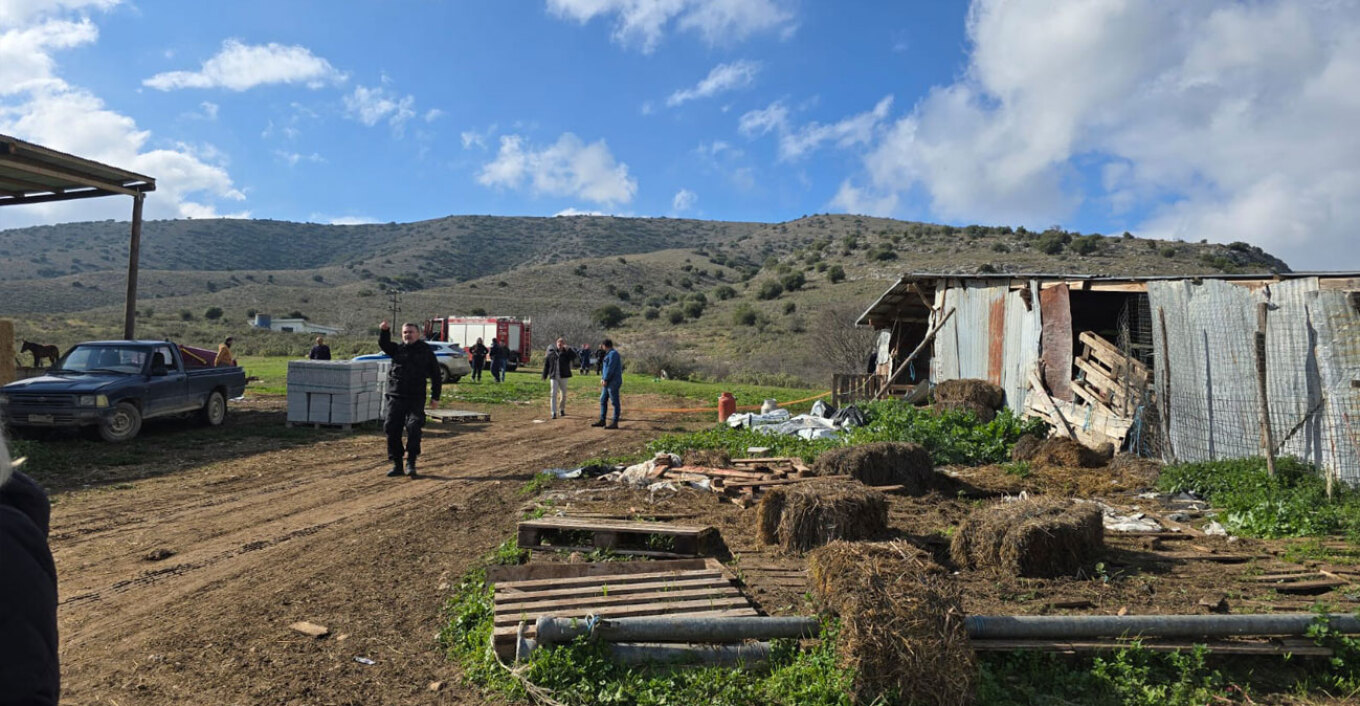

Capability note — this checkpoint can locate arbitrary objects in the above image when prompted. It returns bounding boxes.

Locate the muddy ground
[48,394,700,705]
[40,393,1360,705]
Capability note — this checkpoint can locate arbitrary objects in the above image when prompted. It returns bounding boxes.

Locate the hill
[1,214,1291,384]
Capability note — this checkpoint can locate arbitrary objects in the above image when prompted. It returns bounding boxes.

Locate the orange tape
[635,390,831,415]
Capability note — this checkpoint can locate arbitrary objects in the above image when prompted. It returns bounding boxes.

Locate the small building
[855,272,1360,484]
[250,314,342,336]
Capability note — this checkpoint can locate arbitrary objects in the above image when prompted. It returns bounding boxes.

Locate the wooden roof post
[123,192,144,340]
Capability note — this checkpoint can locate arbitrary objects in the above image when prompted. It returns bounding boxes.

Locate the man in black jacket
[469,337,488,381]
[378,321,441,478]
[0,431,60,705]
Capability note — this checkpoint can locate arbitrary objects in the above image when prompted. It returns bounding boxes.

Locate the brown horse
[21,340,61,367]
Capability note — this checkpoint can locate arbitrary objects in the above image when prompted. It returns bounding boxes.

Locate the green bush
[779,271,806,292]
[757,280,784,300]
[666,308,685,324]
[204,307,223,320]
[732,304,759,326]
[827,265,846,283]
[712,285,736,300]
[681,300,705,319]
[643,307,660,320]
[592,304,626,329]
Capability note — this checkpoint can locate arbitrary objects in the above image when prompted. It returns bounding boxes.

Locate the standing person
[578,342,592,375]
[214,336,236,367]
[309,336,332,361]
[469,337,488,382]
[489,337,509,383]
[591,338,622,429]
[540,338,575,419]
[0,430,60,705]
[378,321,441,478]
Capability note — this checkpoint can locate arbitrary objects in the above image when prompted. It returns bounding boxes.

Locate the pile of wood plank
[655,456,840,508]
[1024,332,1144,449]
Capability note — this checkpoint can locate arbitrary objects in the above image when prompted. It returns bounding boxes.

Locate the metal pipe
[517,638,772,666]
[534,615,821,645]
[966,613,1360,640]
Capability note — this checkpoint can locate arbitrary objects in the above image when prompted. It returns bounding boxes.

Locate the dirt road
[51,399,679,705]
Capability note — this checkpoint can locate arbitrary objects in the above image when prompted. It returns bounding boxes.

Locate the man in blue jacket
[591,338,622,429]
[0,431,60,705]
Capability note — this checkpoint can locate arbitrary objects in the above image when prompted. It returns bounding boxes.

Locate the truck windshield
[59,345,148,374]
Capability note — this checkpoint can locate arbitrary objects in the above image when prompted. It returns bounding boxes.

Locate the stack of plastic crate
[286,360,383,425]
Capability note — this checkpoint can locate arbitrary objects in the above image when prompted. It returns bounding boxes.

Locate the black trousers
[385,396,426,462]
[471,356,486,380]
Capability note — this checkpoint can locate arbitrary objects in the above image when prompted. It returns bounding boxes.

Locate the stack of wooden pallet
[1024,332,1144,449]
[656,456,835,508]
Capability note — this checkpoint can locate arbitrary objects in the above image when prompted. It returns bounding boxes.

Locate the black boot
[386,461,404,477]
[591,419,606,427]
[406,459,419,479]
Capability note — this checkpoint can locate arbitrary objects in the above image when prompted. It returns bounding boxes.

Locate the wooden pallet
[1072,331,1150,416]
[426,409,491,423]
[487,558,758,661]
[517,517,718,558]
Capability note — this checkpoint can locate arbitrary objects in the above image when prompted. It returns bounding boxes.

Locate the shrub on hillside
[780,271,806,292]
[627,336,696,380]
[592,304,626,329]
[827,265,846,283]
[204,307,223,320]
[682,300,705,319]
[666,308,686,324]
[757,280,784,300]
[643,307,660,320]
[712,285,737,300]
[733,304,760,326]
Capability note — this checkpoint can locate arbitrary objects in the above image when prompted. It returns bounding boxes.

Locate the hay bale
[810,541,974,706]
[935,399,996,422]
[0,319,13,386]
[682,448,731,468]
[1029,437,1110,468]
[755,480,887,553]
[1010,434,1043,462]
[934,379,1004,410]
[811,442,935,491]
[950,498,1103,578]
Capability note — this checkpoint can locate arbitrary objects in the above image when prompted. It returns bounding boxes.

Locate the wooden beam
[1255,302,1276,479]
[1028,367,1074,439]
[0,188,120,207]
[873,307,955,400]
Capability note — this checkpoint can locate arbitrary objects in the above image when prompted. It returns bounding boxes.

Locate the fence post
[1255,302,1277,478]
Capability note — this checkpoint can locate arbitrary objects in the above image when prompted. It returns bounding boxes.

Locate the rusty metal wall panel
[931,281,1007,385]
[988,298,1005,384]
[1261,279,1324,467]
[1040,284,1073,401]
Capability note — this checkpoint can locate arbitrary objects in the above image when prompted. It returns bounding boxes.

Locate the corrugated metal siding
[929,280,1039,411]
[1148,277,1360,482]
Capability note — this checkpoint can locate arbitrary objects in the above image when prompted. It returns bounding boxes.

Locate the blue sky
[1,0,1358,270]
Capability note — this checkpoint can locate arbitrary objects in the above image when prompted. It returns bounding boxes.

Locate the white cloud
[829,181,897,217]
[274,150,326,166]
[852,0,1360,269]
[424,108,443,122]
[143,39,346,91]
[546,0,794,53]
[198,100,218,119]
[320,215,378,225]
[737,100,787,137]
[0,11,247,225]
[461,124,497,150]
[478,133,637,206]
[667,60,760,107]
[343,84,416,133]
[740,96,893,161]
[672,187,697,213]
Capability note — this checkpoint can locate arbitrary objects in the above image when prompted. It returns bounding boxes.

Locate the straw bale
[810,541,974,706]
[935,399,996,422]
[0,319,13,386]
[950,498,1103,578]
[934,379,1004,410]
[811,442,936,491]
[1015,436,1110,468]
[755,480,886,553]
[682,448,731,468]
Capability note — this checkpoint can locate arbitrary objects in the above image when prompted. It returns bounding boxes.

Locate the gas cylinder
[718,392,736,423]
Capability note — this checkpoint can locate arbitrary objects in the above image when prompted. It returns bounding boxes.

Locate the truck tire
[201,390,227,427]
[99,402,142,442]
[439,365,452,383]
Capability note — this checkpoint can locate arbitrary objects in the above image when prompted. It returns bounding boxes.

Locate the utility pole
[388,290,402,325]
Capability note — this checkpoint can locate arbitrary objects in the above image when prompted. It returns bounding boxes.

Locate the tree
[534,309,602,343]
[204,307,223,320]
[816,302,878,374]
[591,304,626,329]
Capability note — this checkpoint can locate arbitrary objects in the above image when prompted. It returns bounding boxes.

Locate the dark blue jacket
[378,329,442,401]
[0,471,59,705]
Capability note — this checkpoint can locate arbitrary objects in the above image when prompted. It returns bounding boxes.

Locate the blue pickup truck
[0,340,247,442]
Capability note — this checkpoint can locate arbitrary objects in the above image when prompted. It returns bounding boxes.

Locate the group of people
[541,337,622,428]
[466,337,510,383]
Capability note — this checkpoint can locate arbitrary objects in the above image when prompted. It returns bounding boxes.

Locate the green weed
[519,471,557,497]
[1158,457,1360,538]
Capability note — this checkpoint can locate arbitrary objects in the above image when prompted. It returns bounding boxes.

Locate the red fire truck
[423,316,533,370]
